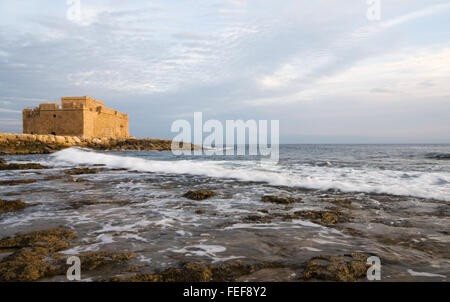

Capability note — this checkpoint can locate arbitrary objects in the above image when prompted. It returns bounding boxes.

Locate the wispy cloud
[0,0,449,142]
[0,108,21,114]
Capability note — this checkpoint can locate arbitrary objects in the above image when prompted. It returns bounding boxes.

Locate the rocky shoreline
[0,148,448,282]
[0,133,196,155]
[0,159,372,282]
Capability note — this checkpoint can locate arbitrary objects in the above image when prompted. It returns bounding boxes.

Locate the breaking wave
[51,148,450,201]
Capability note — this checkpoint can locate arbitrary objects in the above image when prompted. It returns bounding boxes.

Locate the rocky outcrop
[302,253,369,282]
[0,228,134,281]
[0,162,48,170]
[0,199,32,214]
[261,195,302,204]
[0,133,198,155]
[111,260,273,282]
[182,190,216,200]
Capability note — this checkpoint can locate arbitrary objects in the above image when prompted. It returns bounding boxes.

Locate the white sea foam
[51,148,450,201]
[407,269,446,278]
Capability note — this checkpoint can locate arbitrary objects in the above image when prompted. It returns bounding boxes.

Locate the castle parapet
[39,103,60,110]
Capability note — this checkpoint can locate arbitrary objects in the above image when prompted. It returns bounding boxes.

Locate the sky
[0,0,449,143]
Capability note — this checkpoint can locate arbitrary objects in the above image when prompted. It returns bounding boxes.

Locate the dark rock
[0,163,47,170]
[0,179,37,186]
[64,168,102,175]
[73,251,134,272]
[261,195,302,204]
[182,190,216,200]
[0,199,32,213]
[302,253,369,282]
[0,228,77,251]
[0,228,134,281]
[0,157,6,165]
[288,210,342,225]
[244,215,272,224]
[111,260,267,282]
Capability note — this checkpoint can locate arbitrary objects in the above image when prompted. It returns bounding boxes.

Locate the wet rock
[0,228,135,281]
[0,163,47,170]
[302,253,369,282]
[373,218,411,228]
[0,199,32,213]
[67,200,98,209]
[3,192,21,196]
[111,260,265,282]
[0,179,37,186]
[0,228,77,281]
[195,209,206,214]
[328,199,353,207]
[244,215,272,224]
[209,261,259,282]
[0,228,77,251]
[64,167,102,175]
[0,157,6,165]
[236,267,297,282]
[73,251,135,271]
[288,210,342,225]
[262,195,302,204]
[183,190,216,200]
[71,177,89,183]
[112,262,212,282]
[0,248,63,281]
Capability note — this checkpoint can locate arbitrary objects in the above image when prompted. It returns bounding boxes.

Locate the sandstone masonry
[23,96,129,138]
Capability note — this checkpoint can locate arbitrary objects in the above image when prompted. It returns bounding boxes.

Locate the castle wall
[23,96,129,138]
[84,106,129,138]
[23,105,84,136]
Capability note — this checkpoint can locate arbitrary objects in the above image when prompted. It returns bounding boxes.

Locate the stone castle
[23,96,129,138]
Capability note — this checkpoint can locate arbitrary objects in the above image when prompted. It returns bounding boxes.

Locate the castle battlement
[23,96,129,138]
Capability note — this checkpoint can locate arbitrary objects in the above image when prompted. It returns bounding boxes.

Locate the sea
[1,144,449,281]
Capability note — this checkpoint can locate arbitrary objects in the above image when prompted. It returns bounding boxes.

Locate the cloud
[0,0,449,142]
[0,108,21,114]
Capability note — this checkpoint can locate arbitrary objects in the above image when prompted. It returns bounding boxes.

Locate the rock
[0,157,6,165]
[0,248,61,281]
[262,195,302,204]
[111,260,263,282]
[74,251,134,271]
[0,228,134,281]
[0,179,37,186]
[302,253,369,282]
[244,215,272,224]
[288,210,342,225]
[0,228,77,251]
[55,136,66,145]
[183,190,216,200]
[111,262,211,282]
[0,133,197,154]
[64,167,102,175]
[0,163,48,170]
[0,199,32,213]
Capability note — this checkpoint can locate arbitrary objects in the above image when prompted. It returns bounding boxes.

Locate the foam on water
[51,148,450,201]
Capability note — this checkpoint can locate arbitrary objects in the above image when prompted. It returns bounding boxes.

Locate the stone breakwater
[0,133,195,155]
